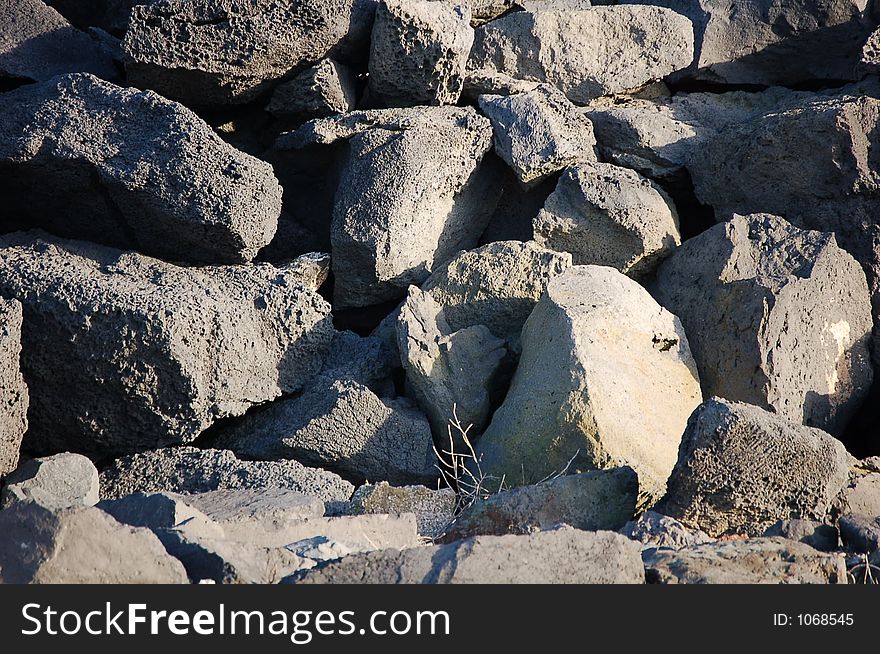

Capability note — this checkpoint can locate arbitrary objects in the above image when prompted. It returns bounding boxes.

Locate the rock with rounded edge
[99,447,354,503]
[654,213,873,436]
[0,74,282,264]
[478,84,598,187]
[267,59,357,120]
[0,234,333,457]
[0,502,188,584]
[369,0,474,107]
[45,0,162,36]
[2,453,99,510]
[345,482,457,539]
[443,467,638,541]
[534,162,680,277]
[0,0,118,83]
[621,511,713,550]
[764,519,839,552]
[661,398,853,537]
[123,0,378,105]
[468,6,695,104]
[643,537,848,584]
[0,299,27,478]
[839,514,880,553]
[286,526,645,583]
[476,265,702,506]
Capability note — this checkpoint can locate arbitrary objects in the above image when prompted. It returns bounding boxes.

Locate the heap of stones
[1,0,880,584]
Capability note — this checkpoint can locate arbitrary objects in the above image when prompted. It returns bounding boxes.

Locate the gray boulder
[369,0,474,106]
[443,468,638,541]
[397,287,507,440]
[0,299,27,478]
[468,6,694,104]
[862,25,880,73]
[0,0,118,83]
[98,492,217,531]
[839,514,880,553]
[0,502,187,583]
[99,447,354,503]
[212,377,437,486]
[289,106,497,308]
[2,453,99,510]
[287,526,645,583]
[0,234,333,456]
[624,0,873,86]
[123,0,378,105]
[621,511,713,551]
[44,0,161,35]
[764,519,839,552]
[478,84,598,187]
[654,213,873,436]
[644,537,849,584]
[476,265,702,506]
[844,462,880,517]
[344,482,457,539]
[661,398,853,537]
[180,489,325,530]
[0,74,282,264]
[267,59,357,120]
[534,162,680,278]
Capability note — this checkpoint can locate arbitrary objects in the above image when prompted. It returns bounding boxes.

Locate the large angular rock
[476,265,702,506]
[179,489,325,529]
[100,448,354,503]
[661,398,853,537]
[0,0,118,83]
[621,511,713,551]
[443,468,638,541]
[0,503,188,584]
[287,527,645,583]
[419,240,572,348]
[123,0,378,105]
[653,213,873,436]
[534,162,681,277]
[764,519,839,552]
[45,0,161,36]
[212,377,437,486]
[468,6,694,104]
[839,514,880,553]
[288,106,497,308]
[344,482,457,539]
[0,74,282,264]
[397,287,506,440]
[1,453,99,510]
[643,537,849,584]
[0,299,27,478]
[844,461,880,517]
[267,59,357,120]
[625,0,873,86]
[0,234,333,456]
[685,94,880,306]
[478,84,598,187]
[369,0,474,107]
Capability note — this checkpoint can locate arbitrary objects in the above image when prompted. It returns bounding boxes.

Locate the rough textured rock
[368,0,474,107]
[534,162,681,277]
[862,25,880,72]
[661,398,853,537]
[839,514,880,553]
[179,489,325,528]
[0,74,282,264]
[99,447,354,503]
[468,6,695,104]
[764,519,839,552]
[844,463,880,517]
[643,537,849,584]
[443,468,638,541]
[397,287,507,440]
[685,94,880,313]
[0,0,118,83]
[287,527,645,583]
[0,502,188,584]
[345,482,457,539]
[2,453,99,510]
[0,234,333,456]
[621,511,713,550]
[288,106,498,308]
[625,0,873,86]
[267,59,357,120]
[478,84,598,186]
[0,299,27,478]
[654,213,873,436]
[476,265,702,506]
[123,0,378,105]
[212,376,437,486]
